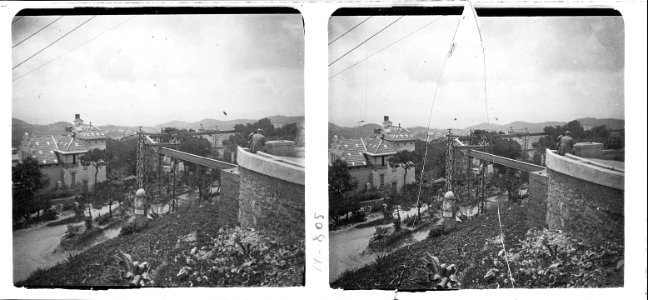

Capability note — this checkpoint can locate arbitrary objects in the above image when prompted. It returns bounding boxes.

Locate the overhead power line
[328,16,372,45]
[329,17,441,80]
[12,15,96,71]
[14,16,135,82]
[13,16,64,48]
[328,16,403,67]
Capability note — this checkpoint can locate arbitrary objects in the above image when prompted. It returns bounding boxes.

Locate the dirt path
[13,221,77,282]
[13,190,200,283]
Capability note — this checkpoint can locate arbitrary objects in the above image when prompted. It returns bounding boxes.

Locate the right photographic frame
[328,5,625,290]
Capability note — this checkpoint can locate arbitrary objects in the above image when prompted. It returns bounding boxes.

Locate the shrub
[403,214,418,227]
[42,210,58,221]
[374,226,389,236]
[350,210,366,223]
[119,222,138,236]
[65,224,83,238]
[95,213,111,226]
[61,201,76,212]
[84,217,93,230]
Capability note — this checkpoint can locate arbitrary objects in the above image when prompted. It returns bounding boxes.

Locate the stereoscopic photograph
[11,9,305,287]
[328,6,625,290]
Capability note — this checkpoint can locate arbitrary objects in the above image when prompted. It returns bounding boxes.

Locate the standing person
[558,131,575,156]
[250,128,266,153]
[247,129,256,148]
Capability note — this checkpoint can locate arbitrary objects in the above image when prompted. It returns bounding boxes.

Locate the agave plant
[113,250,153,286]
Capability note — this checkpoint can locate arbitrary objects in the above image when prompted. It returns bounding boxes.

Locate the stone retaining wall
[526,170,548,229]
[238,167,304,242]
[219,168,240,226]
[545,150,624,244]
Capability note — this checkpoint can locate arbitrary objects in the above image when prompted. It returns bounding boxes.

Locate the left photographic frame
[11,7,305,288]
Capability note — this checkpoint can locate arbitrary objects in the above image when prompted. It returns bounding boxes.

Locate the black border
[332,7,622,17]
[15,7,301,17]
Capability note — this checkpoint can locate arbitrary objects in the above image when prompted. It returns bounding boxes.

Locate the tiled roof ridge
[65,136,74,152]
[51,135,59,151]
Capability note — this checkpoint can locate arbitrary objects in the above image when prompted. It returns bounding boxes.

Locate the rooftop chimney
[75,114,80,120]
[382,116,392,129]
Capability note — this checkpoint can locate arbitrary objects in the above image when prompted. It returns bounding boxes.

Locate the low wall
[219,167,240,226]
[545,150,624,244]
[236,147,305,242]
[526,170,548,229]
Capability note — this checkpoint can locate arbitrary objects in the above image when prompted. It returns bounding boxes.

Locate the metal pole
[445,129,454,192]
[136,129,144,189]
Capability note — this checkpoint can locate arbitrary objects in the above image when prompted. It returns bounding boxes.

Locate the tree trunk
[109,201,113,218]
[94,163,99,192]
[88,202,92,219]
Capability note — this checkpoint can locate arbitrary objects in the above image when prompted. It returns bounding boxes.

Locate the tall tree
[328,159,358,226]
[81,149,109,190]
[12,157,48,224]
[388,150,419,218]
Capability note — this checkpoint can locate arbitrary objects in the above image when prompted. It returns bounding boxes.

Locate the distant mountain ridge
[466,118,624,132]
[12,115,305,146]
[328,117,624,143]
[155,115,304,131]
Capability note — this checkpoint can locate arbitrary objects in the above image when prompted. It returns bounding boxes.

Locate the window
[392,181,397,190]
[70,172,76,186]
[82,180,88,193]
[379,174,385,188]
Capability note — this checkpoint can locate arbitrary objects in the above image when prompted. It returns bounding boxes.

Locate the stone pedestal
[134,188,147,229]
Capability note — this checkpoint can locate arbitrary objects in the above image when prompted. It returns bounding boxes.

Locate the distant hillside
[328,122,381,144]
[11,118,72,148]
[576,118,624,130]
[409,127,469,141]
[155,115,304,131]
[465,118,624,133]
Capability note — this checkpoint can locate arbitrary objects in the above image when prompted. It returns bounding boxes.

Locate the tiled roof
[74,124,106,139]
[20,135,59,165]
[57,136,89,153]
[333,138,368,167]
[383,126,415,141]
[365,137,398,155]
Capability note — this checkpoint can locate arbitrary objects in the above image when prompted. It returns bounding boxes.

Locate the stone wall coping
[545,149,624,190]
[237,147,305,185]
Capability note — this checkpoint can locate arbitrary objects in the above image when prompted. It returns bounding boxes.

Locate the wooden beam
[158,147,237,170]
[464,149,545,172]
[454,145,487,149]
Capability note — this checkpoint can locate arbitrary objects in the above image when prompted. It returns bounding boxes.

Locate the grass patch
[16,203,304,287]
[331,203,623,290]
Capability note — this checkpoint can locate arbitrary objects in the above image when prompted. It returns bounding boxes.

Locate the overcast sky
[329,12,624,129]
[12,14,304,127]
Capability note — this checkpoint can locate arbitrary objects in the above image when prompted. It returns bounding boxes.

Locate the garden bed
[17,203,304,287]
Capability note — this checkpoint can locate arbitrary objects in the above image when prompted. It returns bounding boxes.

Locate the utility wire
[14,16,133,82]
[329,16,372,45]
[12,15,96,71]
[13,16,64,48]
[329,17,441,80]
[414,16,463,212]
[329,16,403,67]
[466,0,516,288]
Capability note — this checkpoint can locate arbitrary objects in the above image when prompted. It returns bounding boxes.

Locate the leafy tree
[328,159,358,226]
[12,157,48,224]
[81,149,110,190]
[388,150,420,218]
[413,140,446,182]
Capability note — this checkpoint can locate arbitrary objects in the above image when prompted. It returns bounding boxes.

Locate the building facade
[329,134,415,194]
[18,114,107,193]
